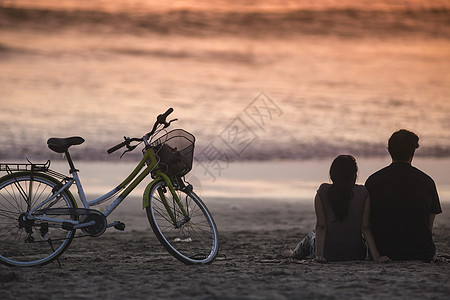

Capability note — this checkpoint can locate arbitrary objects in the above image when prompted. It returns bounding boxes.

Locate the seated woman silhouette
[284,155,389,263]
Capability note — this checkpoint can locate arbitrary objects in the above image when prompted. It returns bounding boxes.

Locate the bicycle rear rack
[0,160,69,181]
[0,160,51,173]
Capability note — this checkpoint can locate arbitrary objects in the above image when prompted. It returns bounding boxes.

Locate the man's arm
[429,214,436,233]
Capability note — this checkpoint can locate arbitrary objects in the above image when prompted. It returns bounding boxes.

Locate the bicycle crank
[36,208,107,237]
[80,213,107,237]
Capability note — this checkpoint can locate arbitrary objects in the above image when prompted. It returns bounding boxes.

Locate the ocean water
[1,0,449,162]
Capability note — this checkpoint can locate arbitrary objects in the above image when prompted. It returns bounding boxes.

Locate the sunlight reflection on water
[1,0,449,161]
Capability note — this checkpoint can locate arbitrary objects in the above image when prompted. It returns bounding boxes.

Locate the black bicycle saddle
[47,137,85,153]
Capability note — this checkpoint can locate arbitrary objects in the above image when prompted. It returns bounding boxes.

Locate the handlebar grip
[162,107,173,118]
[107,141,126,154]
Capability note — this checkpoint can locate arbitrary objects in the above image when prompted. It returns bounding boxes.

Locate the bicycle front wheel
[0,172,76,267]
[146,180,219,264]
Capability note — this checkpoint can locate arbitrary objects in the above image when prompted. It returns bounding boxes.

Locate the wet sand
[1,198,449,299]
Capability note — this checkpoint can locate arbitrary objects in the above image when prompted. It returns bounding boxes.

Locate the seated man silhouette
[365,129,442,261]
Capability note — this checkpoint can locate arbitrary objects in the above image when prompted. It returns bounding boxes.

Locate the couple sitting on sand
[282,129,442,263]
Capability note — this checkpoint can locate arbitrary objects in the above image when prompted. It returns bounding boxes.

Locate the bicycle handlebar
[158,108,173,124]
[107,137,142,154]
[107,108,176,155]
[107,141,127,154]
[145,107,175,139]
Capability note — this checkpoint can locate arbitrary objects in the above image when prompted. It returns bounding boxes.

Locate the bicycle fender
[143,179,162,209]
[0,171,78,208]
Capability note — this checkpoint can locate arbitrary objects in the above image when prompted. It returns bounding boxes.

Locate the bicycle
[0,108,219,267]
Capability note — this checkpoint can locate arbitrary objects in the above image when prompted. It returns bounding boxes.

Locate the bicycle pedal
[113,221,126,231]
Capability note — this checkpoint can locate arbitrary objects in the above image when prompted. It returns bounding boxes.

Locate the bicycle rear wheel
[146,180,219,264]
[0,172,76,267]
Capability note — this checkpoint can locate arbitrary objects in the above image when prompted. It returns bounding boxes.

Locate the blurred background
[0,0,449,162]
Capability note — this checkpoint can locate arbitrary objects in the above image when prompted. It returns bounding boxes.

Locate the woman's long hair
[327,155,358,222]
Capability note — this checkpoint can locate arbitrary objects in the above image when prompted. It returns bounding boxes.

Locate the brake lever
[164,118,178,128]
[120,144,138,158]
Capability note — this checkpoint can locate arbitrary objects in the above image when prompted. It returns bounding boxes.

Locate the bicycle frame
[29,146,188,228]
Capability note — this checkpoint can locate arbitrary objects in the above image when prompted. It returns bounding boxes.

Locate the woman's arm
[361,197,390,262]
[314,193,327,263]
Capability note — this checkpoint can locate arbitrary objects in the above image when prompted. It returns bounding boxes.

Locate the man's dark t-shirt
[365,162,442,261]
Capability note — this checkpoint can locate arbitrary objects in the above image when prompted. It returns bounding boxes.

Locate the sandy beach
[1,159,450,299]
[0,195,449,300]
[1,0,450,298]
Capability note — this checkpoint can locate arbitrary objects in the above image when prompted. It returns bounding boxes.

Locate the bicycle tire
[146,180,219,264]
[0,172,77,267]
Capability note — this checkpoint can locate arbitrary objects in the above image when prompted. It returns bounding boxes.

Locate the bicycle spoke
[10,177,29,205]
[0,209,19,220]
[31,181,48,210]
[0,174,76,266]
[0,186,23,214]
[152,197,176,224]
[147,180,218,264]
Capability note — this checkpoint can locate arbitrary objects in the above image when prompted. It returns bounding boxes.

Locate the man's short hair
[388,129,419,161]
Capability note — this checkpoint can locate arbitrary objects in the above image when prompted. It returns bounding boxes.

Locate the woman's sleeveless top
[318,183,368,261]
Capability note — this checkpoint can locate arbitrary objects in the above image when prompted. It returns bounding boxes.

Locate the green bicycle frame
[29,147,189,228]
[116,147,189,222]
